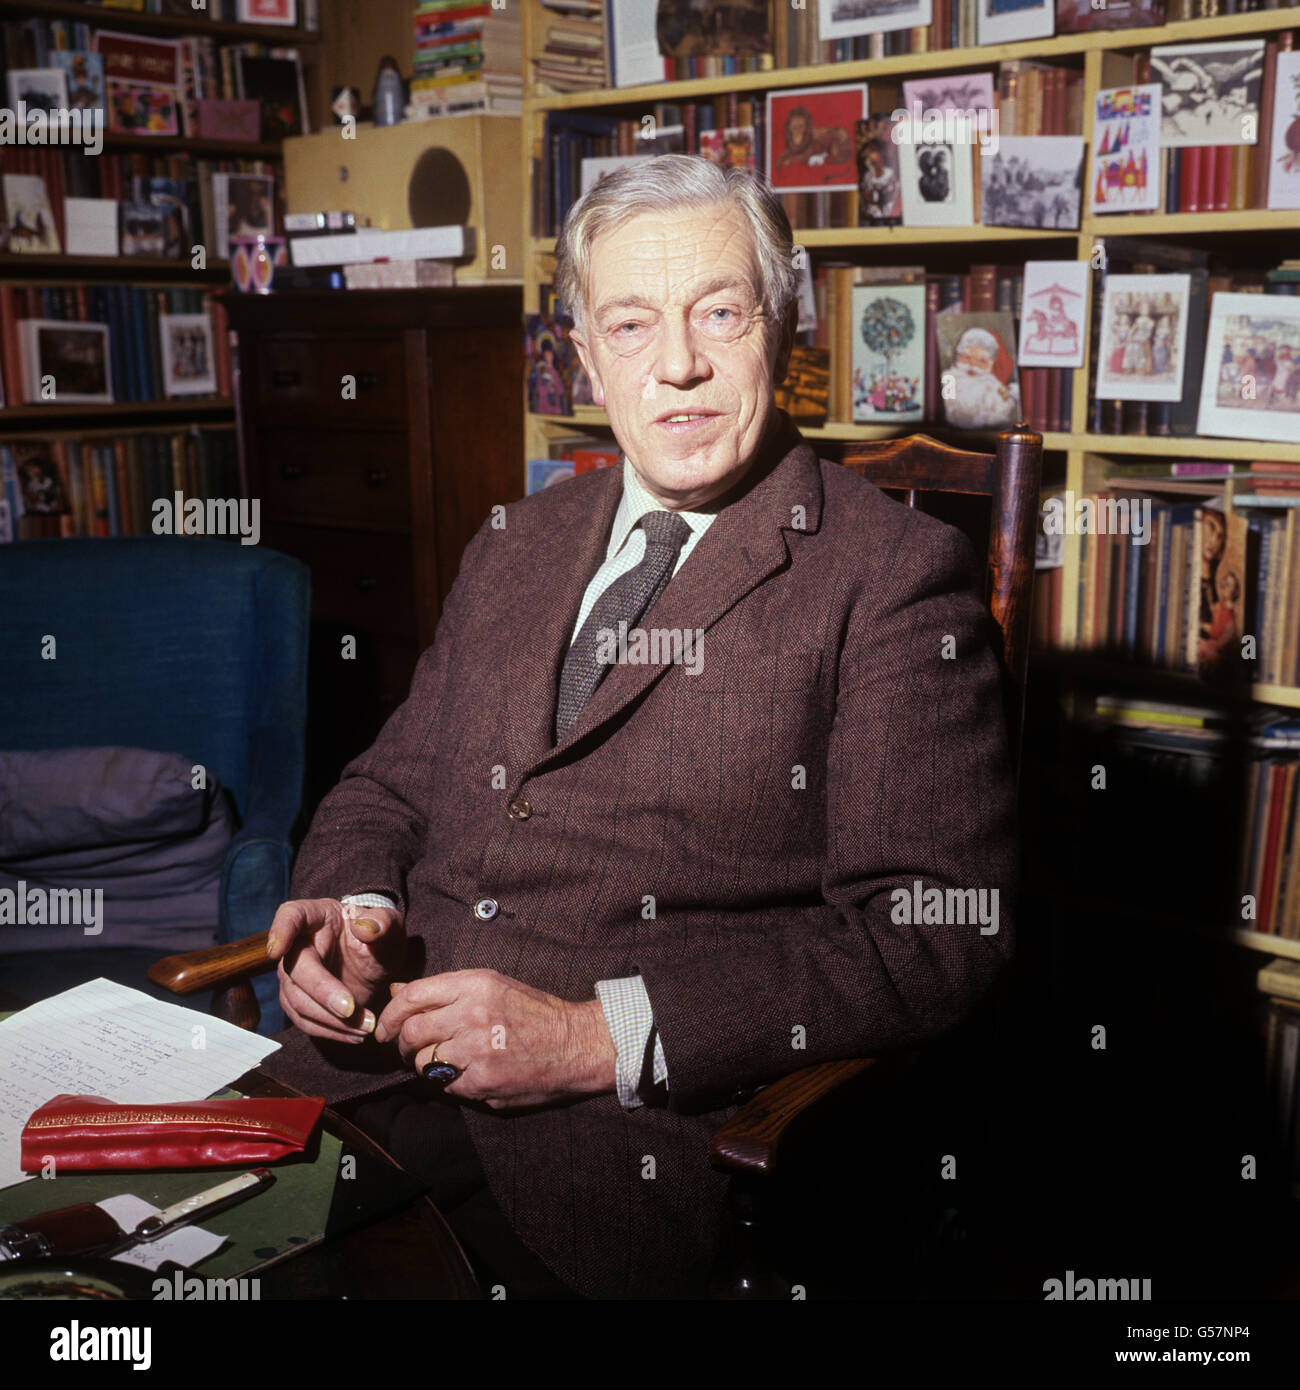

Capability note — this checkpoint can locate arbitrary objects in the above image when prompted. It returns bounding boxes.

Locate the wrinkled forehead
[586,205,764,316]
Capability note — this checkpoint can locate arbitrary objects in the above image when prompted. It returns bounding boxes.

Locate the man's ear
[569,328,605,407]
[772,302,798,388]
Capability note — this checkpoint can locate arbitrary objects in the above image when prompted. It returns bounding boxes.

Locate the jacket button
[473,897,499,921]
[507,798,532,820]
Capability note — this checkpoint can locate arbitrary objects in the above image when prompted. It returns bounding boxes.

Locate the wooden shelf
[526,9,1300,111]
[1032,645,1300,709]
[102,132,282,158]
[1233,929,1300,961]
[0,252,229,278]
[1082,210,1300,237]
[1074,433,1300,463]
[0,0,320,44]
[0,398,233,425]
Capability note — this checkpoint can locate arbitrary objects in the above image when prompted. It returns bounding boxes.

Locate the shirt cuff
[340,893,399,910]
[595,975,668,1109]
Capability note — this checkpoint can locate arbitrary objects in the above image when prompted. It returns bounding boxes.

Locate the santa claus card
[936,312,1023,430]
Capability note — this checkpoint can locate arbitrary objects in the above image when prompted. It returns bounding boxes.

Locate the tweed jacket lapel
[503,410,825,785]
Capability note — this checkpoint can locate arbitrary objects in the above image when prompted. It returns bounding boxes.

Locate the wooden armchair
[706,426,1042,1298]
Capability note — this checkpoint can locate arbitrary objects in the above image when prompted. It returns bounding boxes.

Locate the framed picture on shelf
[12,441,68,516]
[855,116,903,226]
[818,0,933,40]
[1057,0,1162,30]
[213,172,275,260]
[5,68,68,114]
[235,52,308,141]
[977,0,1054,47]
[1150,40,1265,147]
[897,137,974,226]
[1095,273,1192,403]
[160,314,218,398]
[236,0,297,23]
[18,320,113,405]
[656,0,770,58]
[851,284,926,423]
[981,135,1083,229]
[1266,50,1300,211]
[1090,85,1161,214]
[2,174,61,253]
[767,84,866,193]
[1196,293,1300,445]
[936,313,1022,430]
[1019,260,1089,368]
[94,31,182,137]
[120,200,167,256]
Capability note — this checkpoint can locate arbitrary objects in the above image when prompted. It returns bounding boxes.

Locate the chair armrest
[148,932,274,996]
[710,1058,887,1178]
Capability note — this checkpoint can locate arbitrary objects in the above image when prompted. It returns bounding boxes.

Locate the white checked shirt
[348,457,720,1110]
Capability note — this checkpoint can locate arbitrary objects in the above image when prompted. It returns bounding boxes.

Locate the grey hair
[554,153,797,341]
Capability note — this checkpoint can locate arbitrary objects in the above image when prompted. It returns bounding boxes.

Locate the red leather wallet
[21,1093,326,1172]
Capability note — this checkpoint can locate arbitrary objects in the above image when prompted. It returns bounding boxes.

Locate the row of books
[0,281,232,406]
[0,426,240,544]
[410,1,523,116]
[1,152,279,261]
[1044,492,1300,685]
[533,0,1300,93]
[2,16,311,143]
[1242,752,1300,938]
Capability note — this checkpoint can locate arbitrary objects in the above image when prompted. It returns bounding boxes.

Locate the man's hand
[267,898,406,1044]
[374,969,618,1110]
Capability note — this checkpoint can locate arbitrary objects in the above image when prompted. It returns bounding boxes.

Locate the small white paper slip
[96,1193,226,1273]
[0,978,280,1190]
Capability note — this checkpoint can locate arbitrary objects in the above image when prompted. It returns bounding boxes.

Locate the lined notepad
[0,978,279,1189]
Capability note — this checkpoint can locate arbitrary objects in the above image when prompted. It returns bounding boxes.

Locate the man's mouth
[655,410,720,426]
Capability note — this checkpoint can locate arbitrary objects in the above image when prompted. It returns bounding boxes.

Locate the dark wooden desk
[0,991,480,1300]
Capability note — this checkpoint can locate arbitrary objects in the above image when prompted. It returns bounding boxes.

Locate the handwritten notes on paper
[0,978,279,1189]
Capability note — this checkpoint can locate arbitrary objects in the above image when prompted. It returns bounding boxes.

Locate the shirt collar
[606,456,719,561]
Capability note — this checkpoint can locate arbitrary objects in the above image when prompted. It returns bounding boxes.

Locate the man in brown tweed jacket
[261,154,1017,1299]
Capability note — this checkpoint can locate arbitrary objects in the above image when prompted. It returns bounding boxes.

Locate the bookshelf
[0,0,319,538]
[518,2,1300,964]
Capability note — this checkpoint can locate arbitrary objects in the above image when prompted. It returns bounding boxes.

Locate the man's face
[568,203,792,512]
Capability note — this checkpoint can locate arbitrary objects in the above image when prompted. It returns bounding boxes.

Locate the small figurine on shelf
[330,85,360,126]
[372,57,405,127]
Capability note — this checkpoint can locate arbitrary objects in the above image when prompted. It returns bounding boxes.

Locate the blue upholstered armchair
[0,537,309,1034]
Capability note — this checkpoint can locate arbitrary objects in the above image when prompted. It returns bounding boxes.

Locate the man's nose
[653,312,710,385]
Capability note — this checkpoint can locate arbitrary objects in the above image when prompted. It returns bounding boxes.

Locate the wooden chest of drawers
[225,287,524,814]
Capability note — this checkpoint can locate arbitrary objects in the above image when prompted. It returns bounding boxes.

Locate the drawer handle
[280,463,303,481]
[355,575,379,594]
[364,466,389,487]
[271,369,303,389]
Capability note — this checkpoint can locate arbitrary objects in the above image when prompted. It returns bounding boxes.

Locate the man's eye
[709,308,735,322]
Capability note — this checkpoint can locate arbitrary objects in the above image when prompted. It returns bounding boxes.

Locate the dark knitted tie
[555,509,692,742]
